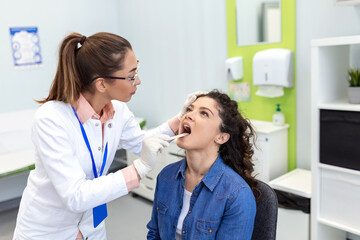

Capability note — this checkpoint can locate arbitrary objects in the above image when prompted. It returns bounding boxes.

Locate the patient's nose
[185,112,194,121]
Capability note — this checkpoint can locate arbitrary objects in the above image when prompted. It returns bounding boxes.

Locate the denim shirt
[147,155,256,240]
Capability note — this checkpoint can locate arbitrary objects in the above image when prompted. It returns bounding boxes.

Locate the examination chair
[251,180,278,240]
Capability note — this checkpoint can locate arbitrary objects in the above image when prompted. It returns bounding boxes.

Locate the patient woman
[147,90,257,240]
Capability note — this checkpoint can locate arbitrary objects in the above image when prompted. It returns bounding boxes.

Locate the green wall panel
[226,0,296,171]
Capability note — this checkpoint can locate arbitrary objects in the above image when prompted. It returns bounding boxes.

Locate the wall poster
[9,26,42,68]
[229,82,251,101]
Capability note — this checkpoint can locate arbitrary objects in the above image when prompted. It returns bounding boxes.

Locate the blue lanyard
[72,106,108,178]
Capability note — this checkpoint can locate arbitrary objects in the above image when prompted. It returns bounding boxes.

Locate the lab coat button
[95,122,99,127]
[108,123,112,128]
[98,146,101,151]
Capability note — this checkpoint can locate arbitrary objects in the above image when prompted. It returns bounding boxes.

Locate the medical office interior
[1,0,360,239]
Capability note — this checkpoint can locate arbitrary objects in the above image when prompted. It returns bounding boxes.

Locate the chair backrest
[251,180,278,240]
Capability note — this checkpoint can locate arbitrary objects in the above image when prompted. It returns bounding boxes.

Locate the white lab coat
[13,100,174,240]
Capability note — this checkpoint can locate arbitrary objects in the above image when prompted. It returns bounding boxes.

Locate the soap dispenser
[272,104,285,126]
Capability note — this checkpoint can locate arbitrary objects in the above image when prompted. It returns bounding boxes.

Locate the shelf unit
[311,35,360,239]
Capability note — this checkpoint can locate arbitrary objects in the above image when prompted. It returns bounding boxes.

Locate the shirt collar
[177,159,187,179]
[176,154,225,192]
[201,155,225,191]
[76,94,115,124]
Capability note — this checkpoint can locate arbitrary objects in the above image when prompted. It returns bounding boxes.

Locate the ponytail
[37,33,83,105]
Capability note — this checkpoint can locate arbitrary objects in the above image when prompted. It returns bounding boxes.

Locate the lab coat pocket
[22,199,67,233]
[195,219,220,240]
[156,200,169,236]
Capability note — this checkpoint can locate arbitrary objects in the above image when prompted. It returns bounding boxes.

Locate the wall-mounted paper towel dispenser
[253,48,293,97]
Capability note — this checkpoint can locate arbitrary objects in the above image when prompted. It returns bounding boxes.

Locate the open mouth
[182,123,191,135]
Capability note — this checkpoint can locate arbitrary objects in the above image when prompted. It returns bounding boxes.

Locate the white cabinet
[311,35,360,239]
[0,109,36,209]
[269,169,311,240]
[250,120,289,183]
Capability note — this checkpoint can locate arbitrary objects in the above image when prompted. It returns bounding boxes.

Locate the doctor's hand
[176,90,208,120]
[133,134,171,179]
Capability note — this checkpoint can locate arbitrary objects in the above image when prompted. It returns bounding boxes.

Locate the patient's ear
[215,133,230,145]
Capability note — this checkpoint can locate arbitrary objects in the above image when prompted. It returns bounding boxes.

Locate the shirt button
[172,225,175,229]
[188,210,191,214]
[193,191,196,194]
[179,205,182,209]
[98,147,101,151]
[95,122,99,127]
[108,123,112,128]
[182,230,186,234]
[157,207,159,211]
[209,229,212,233]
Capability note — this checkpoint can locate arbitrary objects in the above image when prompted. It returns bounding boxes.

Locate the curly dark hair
[197,90,258,197]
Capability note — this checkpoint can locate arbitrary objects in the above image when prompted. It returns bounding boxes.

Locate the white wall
[117,0,228,128]
[296,1,360,170]
[0,0,122,113]
[0,0,228,129]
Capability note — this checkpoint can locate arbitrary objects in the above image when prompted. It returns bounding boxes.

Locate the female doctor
[13,32,200,240]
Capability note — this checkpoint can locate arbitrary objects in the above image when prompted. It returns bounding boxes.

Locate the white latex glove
[133,134,171,179]
[176,91,208,120]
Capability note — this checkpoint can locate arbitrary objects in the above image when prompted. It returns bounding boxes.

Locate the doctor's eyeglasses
[91,60,140,86]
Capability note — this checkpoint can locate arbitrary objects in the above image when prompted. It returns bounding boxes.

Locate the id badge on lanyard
[72,106,108,228]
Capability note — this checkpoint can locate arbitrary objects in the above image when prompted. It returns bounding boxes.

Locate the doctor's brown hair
[197,90,259,198]
[37,32,132,105]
